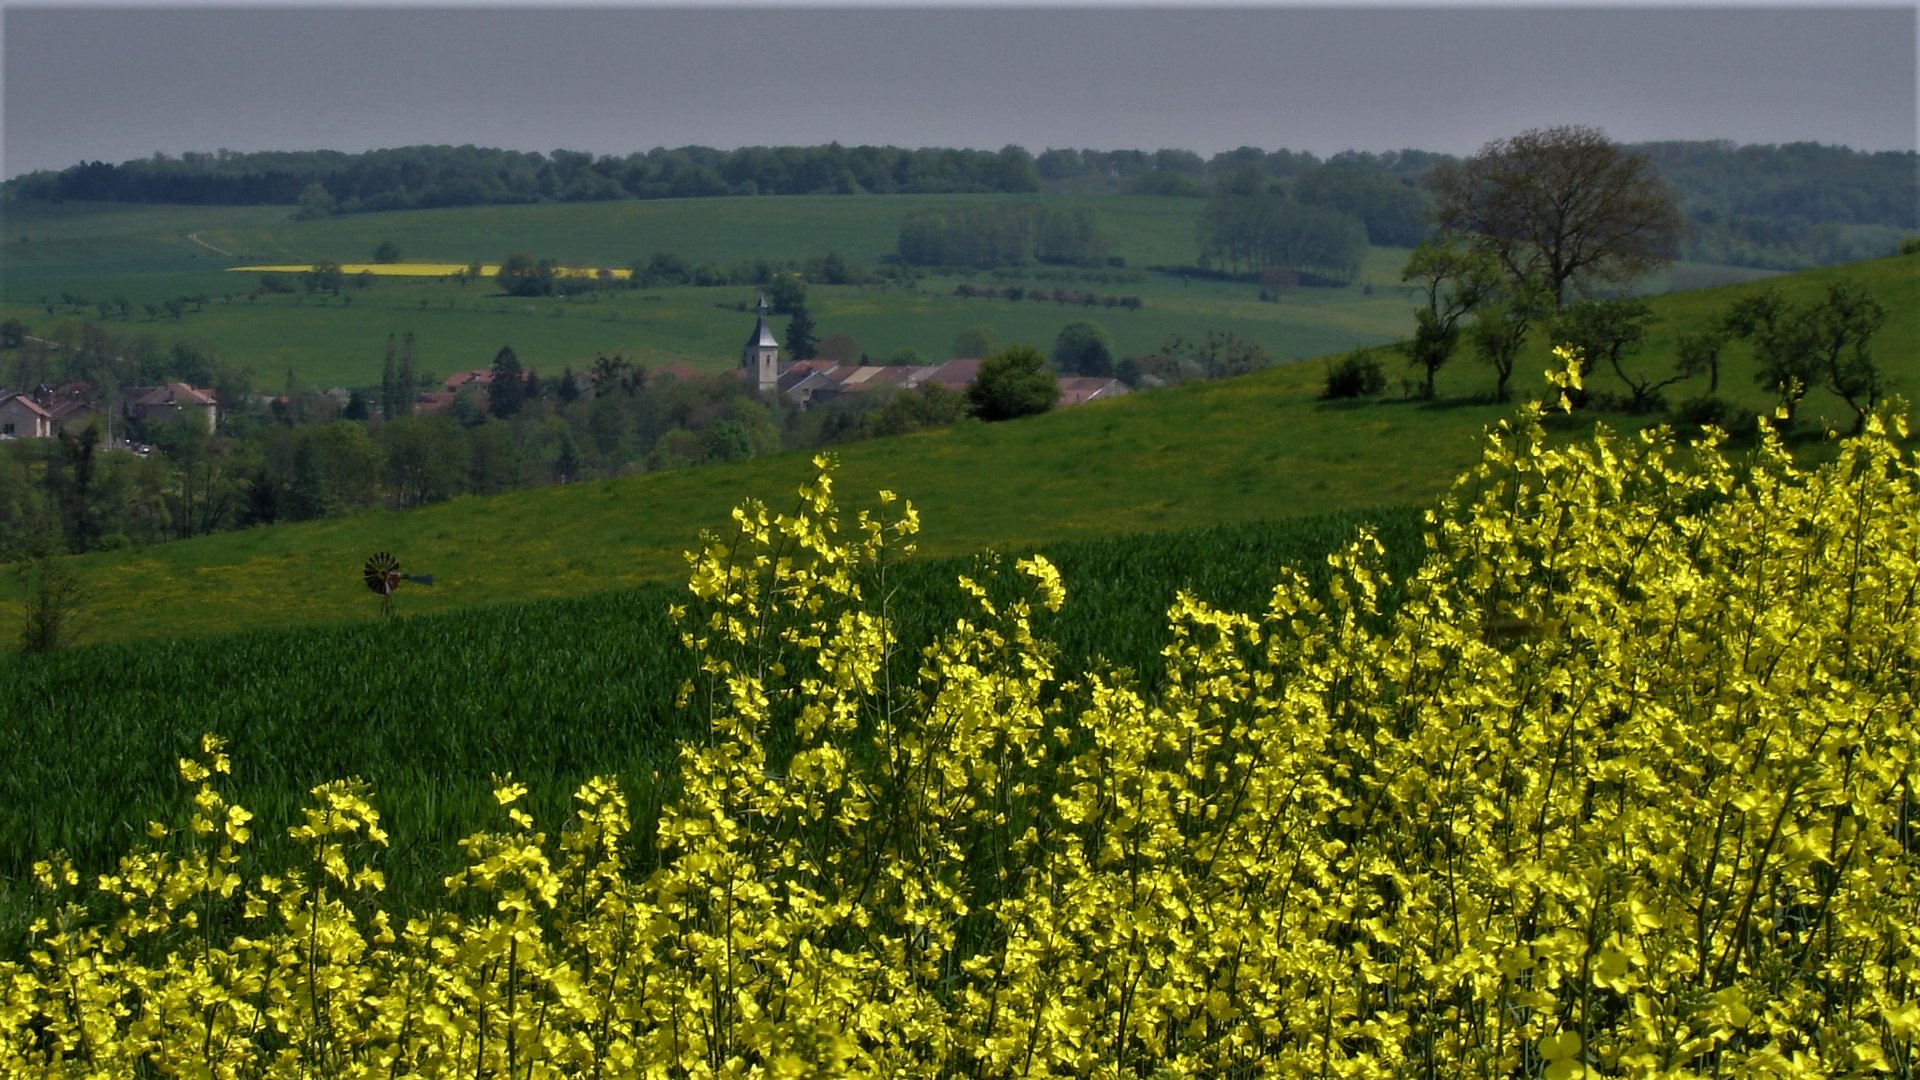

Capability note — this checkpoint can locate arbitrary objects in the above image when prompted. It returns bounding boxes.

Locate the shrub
[1320,346,1386,399]
[17,554,83,653]
[966,345,1058,421]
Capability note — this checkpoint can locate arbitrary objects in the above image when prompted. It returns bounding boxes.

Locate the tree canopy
[1426,125,1685,309]
[1051,320,1115,378]
[966,346,1059,422]
[495,253,558,298]
[1197,190,1367,283]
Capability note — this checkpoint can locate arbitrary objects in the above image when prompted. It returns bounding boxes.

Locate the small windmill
[363,551,433,616]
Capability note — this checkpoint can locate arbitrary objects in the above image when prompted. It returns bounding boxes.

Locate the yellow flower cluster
[5,362,1917,1076]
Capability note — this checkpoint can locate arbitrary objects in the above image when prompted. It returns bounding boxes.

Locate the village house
[123,382,219,433]
[411,368,493,415]
[0,381,116,440]
[0,391,54,439]
[47,397,107,437]
[31,381,110,438]
[1055,375,1131,406]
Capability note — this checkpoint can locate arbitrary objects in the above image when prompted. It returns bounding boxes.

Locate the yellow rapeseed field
[5,351,1916,1076]
[231,263,632,279]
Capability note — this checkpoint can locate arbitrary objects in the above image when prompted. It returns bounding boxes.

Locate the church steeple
[742,293,781,393]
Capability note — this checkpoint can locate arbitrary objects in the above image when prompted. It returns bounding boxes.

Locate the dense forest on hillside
[6,140,1913,271]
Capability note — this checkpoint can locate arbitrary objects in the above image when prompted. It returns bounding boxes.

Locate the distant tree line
[5,140,1910,274]
[2,144,1045,211]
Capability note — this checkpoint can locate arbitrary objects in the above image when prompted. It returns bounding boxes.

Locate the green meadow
[1,195,1774,388]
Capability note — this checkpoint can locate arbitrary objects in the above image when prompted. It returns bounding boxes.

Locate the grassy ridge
[2,358,1497,648]
[5,251,1910,651]
[0,507,1424,918]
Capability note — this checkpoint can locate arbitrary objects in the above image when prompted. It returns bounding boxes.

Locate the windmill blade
[364,551,401,595]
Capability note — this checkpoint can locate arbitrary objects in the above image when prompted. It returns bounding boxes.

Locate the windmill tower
[741,294,781,393]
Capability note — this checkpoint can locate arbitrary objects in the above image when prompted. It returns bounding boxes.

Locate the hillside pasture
[2,251,1911,653]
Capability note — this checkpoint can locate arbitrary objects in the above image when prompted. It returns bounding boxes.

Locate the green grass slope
[6,252,1912,651]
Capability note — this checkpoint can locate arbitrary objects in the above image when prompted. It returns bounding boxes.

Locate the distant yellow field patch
[231,263,633,279]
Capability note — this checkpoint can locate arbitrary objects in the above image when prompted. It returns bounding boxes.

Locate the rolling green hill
[0,250,1911,930]
[5,251,1911,652]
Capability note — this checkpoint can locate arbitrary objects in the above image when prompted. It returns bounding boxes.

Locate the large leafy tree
[1426,125,1683,309]
[966,346,1058,421]
[495,252,557,297]
[1051,320,1115,378]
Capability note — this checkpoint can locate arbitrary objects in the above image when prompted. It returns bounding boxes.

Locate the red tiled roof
[128,383,217,407]
[924,357,984,389]
[0,393,54,419]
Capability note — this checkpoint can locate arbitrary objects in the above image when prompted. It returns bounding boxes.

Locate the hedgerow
[5,350,1916,1076]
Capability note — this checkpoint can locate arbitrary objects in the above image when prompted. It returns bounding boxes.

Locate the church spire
[742,293,781,392]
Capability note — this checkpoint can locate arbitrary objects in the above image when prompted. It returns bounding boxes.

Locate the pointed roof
[745,294,780,351]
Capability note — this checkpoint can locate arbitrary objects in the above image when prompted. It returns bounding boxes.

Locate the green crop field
[0,507,1425,926]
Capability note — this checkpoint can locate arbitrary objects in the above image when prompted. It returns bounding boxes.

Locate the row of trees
[488,250,881,300]
[951,283,1144,312]
[1196,180,1370,282]
[1389,126,1895,424]
[1,144,1426,210]
[895,205,1109,268]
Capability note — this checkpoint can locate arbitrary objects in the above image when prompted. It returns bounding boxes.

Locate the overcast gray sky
[3,3,1915,179]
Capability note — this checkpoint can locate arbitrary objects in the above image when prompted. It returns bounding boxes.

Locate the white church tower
[742,294,781,393]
